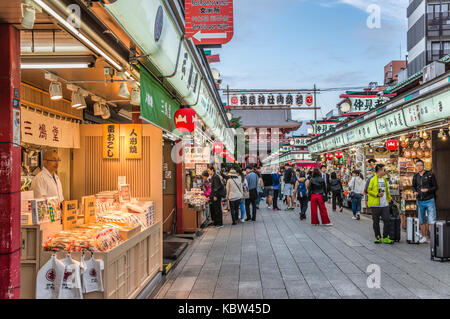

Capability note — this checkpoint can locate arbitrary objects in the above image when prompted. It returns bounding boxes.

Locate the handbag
[349,178,356,199]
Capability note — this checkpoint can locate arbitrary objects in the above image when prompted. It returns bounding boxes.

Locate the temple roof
[230,108,302,130]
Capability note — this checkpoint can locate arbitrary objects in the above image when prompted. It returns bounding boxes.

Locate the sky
[214,0,409,134]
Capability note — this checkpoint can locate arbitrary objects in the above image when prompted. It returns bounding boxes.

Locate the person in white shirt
[226,169,243,225]
[31,150,64,204]
[349,170,365,220]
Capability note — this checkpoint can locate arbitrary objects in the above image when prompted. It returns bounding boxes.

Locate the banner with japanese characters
[348,96,389,113]
[21,107,80,149]
[123,124,142,159]
[102,124,120,159]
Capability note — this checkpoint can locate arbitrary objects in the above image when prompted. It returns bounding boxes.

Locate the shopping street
[154,204,450,299]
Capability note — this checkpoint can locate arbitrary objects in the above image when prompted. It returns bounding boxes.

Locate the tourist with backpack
[283,163,296,210]
[208,165,226,228]
[294,171,309,220]
[329,172,344,213]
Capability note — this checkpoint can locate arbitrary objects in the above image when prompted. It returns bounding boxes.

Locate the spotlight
[422,131,428,139]
[438,129,444,139]
[21,0,41,29]
[101,104,111,120]
[118,82,130,98]
[71,89,82,108]
[49,81,62,100]
[130,87,140,105]
[93,102,102,116]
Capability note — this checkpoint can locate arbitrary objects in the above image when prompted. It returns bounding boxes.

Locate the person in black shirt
[412,159,438,243]
[208,165,224,228]
[329,172,344,212]
[262,173,274,209]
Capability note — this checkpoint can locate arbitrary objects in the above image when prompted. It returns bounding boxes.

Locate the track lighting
[49,81,62,100]
[118,82,130,98]
[130,87,140,106]
[71,89,82,108]
[21,0,42,29]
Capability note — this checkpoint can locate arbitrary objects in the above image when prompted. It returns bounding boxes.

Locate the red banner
[206,54,221,63]
[185,0,234,45]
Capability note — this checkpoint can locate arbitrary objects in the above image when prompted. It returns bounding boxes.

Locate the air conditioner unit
[423,61,445,83]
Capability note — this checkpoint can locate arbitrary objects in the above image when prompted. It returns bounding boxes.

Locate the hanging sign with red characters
[185,0,234,45]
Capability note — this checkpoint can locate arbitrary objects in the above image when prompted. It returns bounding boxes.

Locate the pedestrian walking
[226,169,243,225]
[320,165,331,202]
[245,165,258,221]
[283,163,296,210]
[348,170,365,220]
[294,171,309,220]
[256,170,264,209]
[329,172,344,213]
[367,164,393,244]
[412,159,438,244]
[272,170,281,211]
[208,165,225,228]
[240,170,249,222]
[201,170,212,226]
[308,168,333,226]
[262,172,274,209]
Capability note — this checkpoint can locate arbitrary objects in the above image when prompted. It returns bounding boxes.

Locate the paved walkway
[154,203,450,299]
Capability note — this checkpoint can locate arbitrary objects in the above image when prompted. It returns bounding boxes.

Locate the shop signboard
[433,90,450,118]
[345,128,358,144]
[102,124,120,159]
[185,0,234,45]
[21,107,80,149]
[377,110,407,135]
[82,196,96,224]
[140,68,179,135]
[123,124,142,159]
[347,96,389,113]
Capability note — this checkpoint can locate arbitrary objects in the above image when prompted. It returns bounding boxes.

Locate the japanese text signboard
[123,124,142,159]
[185,0,234,45]
[63,200,78,230]
[103,124,120,159]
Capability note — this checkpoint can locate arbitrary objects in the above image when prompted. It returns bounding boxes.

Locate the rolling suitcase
[389,216,401,242]
[430,221,450,261]
[407,217,420,244]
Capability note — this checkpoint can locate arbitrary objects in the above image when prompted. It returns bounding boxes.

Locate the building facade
[408,0,450,76]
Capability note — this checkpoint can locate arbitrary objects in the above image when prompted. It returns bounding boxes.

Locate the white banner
[21,107,80,149]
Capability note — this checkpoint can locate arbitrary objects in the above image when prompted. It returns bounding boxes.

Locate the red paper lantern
[326,153,334,160]
[386,139,399,151]
[212,142,224,154]
[174,106,198,133]
[335,151,343,159]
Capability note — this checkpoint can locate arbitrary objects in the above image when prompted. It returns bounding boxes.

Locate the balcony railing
[427,12,450,32]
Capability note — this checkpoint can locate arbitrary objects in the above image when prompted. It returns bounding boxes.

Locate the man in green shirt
[367,164,393,244]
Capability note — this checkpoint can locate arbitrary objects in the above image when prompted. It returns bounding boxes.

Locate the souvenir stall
[398,130,433,229]
[20,124,163,299]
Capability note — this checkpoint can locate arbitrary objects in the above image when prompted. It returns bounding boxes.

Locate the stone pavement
[154,203,450,299]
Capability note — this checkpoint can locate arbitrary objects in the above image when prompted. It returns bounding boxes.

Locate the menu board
[63,200,78,230]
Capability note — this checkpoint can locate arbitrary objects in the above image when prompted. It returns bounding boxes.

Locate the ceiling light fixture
[21,0,42,29]
[71,89,82,108]
[31,0,123,71]
[21,63,91,69]
[118,82,130,98]
[130,87,140,106]
[49,81,62,100]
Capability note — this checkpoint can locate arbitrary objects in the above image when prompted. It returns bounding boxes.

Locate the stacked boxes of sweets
[125,201,155,229]
[21,196,62,225]
[184,188,208,207]
[43,224,122,252]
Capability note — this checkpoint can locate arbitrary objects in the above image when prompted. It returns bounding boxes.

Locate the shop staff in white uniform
[31,150,64,204]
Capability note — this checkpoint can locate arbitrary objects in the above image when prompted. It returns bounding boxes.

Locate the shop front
[308,72,450,221]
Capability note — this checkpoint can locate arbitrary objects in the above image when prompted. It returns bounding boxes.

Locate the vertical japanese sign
[62,200,78,230]
[185,0,234,45]
[103,124,119,159]
[123,124,142,159]
[82,196,96,224]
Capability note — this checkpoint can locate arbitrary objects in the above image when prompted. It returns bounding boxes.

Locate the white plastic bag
[81,255,105,293]
[58,255,84,299]
[36,254,65,299]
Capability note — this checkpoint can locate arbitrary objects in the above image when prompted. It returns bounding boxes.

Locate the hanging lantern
[326,153,334,160]
[305,94,314,106]
[212,142,224,154]
[386,139,399,151]
[335,151,343,159]
[174,106,198,133]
